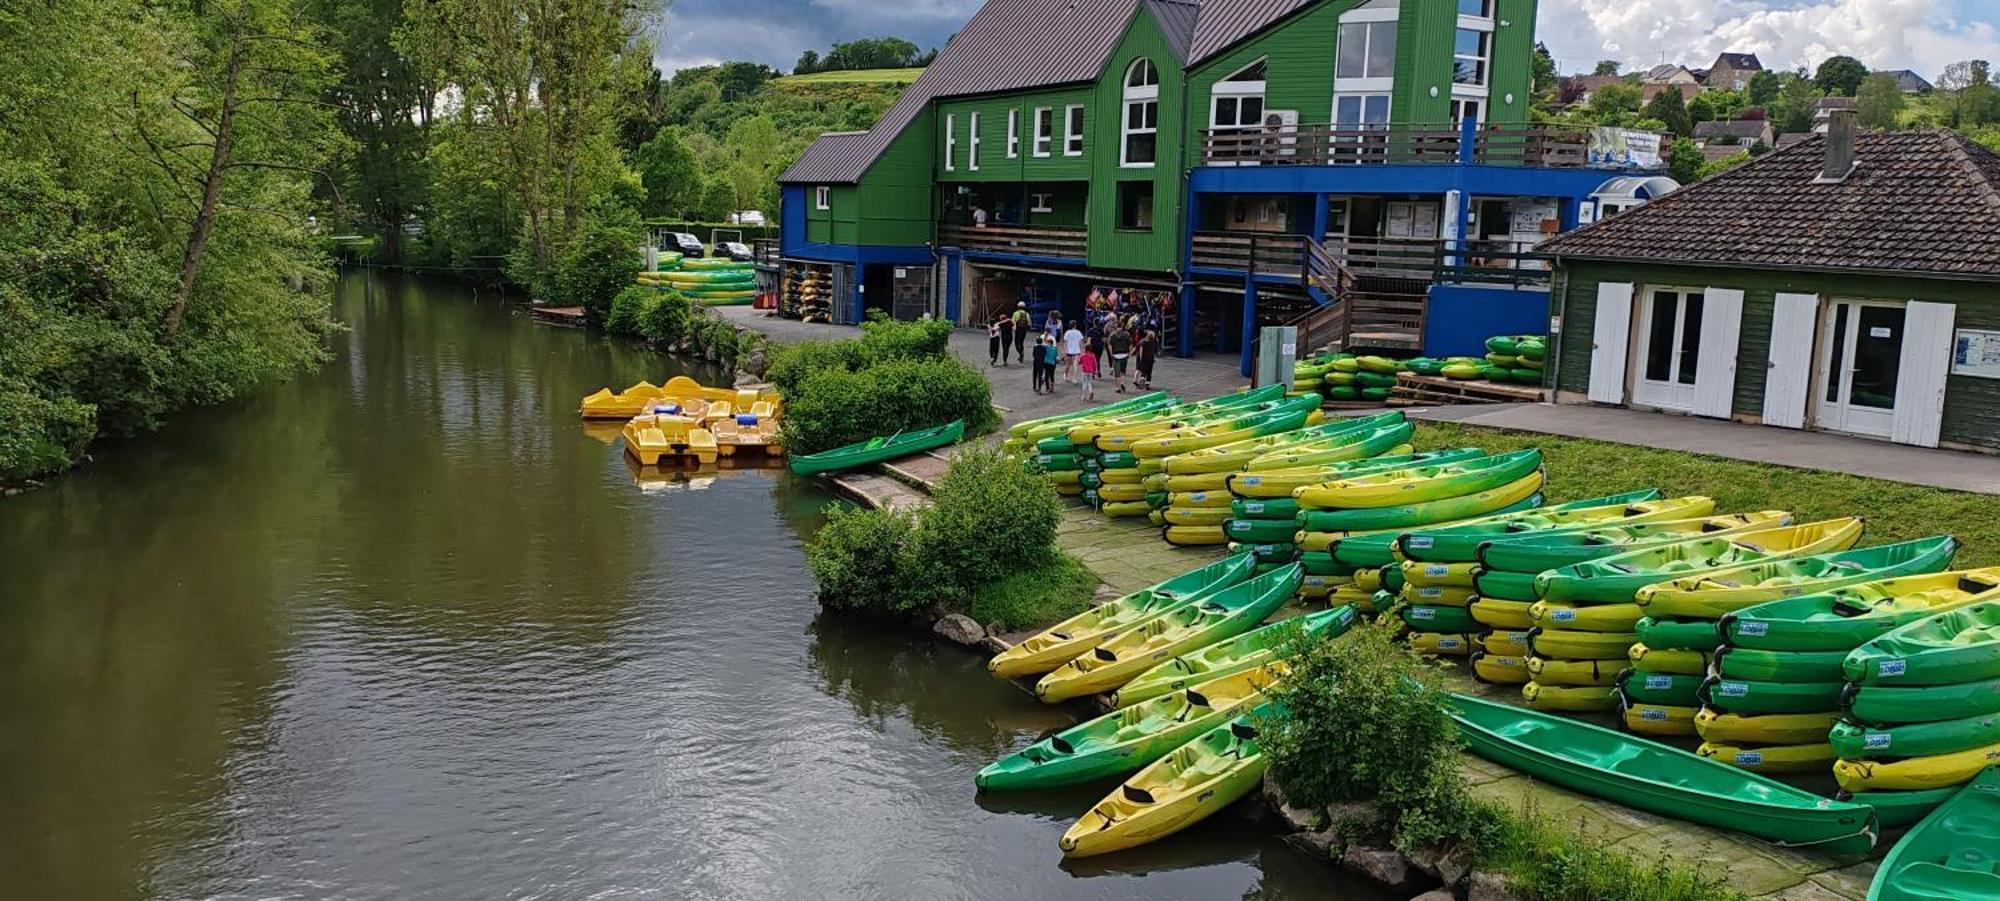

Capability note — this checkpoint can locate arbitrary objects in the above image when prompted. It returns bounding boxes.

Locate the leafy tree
[715,61,773,101]
[1531,42,1558,99]
[1815,55,1869,97]
[312,0,431,263]
[1857,73,1907,129]
[1698,150,1753,179]
[635,129,701,217]
[1688,89,1743,124]
[1592,59,1622,76]
[1644,88,1694,137]
[1774,74,1822,134]
[554,205,645,325]
[1747,69,1783,105]
[794,49,820,74]
[1939,60,2000,127]
[1667,137,1703,184]
[821,36,922,71]
[696,177,734,221]
[1588,82,1643,119]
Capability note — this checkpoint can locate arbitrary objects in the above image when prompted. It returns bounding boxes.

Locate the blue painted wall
[1423,285,1550,357]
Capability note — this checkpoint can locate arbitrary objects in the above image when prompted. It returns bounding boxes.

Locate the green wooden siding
[1085,8,1184,273]
[1391,0,1534,124]
[936,87,1096,182]
[1182,0,1350,154]
[1555,260,2000,450]
[851,108,935,246]
[1487,0,1538,123]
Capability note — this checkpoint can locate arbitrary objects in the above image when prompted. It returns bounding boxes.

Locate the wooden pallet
[1389,373,1546,405]
[531,305,587,327]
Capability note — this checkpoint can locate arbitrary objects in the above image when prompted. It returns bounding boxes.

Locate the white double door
[1815,300,1906,438]
[1628,286,1741,415]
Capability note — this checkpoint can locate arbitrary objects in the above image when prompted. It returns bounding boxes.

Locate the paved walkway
[1404,402,2000,495]
[713,308,1249,428]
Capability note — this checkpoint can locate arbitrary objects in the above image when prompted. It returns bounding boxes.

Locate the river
[0,270,1377,899]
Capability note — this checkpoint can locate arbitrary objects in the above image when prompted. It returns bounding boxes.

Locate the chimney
[1817,109,1857,184]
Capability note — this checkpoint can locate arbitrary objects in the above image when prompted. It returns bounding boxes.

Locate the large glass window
[1116,181,1154,230]
[1211,58,1268,136]
[1337,21,1397,80]
[1453,28,1490,86]
[1121,58,1160,167]
[1334,93,1392,127]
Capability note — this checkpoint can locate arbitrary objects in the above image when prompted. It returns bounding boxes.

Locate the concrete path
[1403,402,2000,495]
[714,308,1249,428]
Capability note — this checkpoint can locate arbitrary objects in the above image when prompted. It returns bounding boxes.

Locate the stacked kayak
[1450,693,1877,854]
[1076,387,1289,455]
[1159,424,1424,549]
[1480,334,1547,385]
[1709,568,2000,824]
[1060,705,1278,857]
[636,258,758,304]
[1522,517,1863,717]
[1866,766,2000,901]
[1835,591,2000,803]
[1009,391,1175,453]
[1210,449,1484,561]
[1099,394,1324,522]
[987,555,1258,680]
[1034,565,1302,702]
[1111,605,1356,707]
[1619,537,1957,740]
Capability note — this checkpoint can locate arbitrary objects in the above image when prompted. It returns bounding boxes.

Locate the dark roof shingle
[1542,130,2000,281]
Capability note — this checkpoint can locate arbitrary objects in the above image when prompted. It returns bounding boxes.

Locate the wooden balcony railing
[1199,122,1644,169]
[1196,231,1554,290]
[1189,231,1308,276]
[937,223,1087,260]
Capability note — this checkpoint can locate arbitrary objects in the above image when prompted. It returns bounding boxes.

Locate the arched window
[1122,58,1159,167]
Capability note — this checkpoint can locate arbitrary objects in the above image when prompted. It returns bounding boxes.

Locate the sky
[652,0,1998,79]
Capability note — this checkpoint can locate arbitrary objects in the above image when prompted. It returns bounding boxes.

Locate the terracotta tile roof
[1542,130,2000,281]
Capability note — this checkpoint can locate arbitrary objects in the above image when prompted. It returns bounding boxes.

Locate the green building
[778,0,1672,372]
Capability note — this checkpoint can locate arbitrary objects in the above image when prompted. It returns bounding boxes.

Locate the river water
[0,270,1374,899]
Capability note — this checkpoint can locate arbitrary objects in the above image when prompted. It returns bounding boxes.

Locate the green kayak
[977,666,1279,790]
[1401,604,1478,634]
[1450,693,1877,853]
[1091,389,1299,454]
[1226,517,1301,544]
[1298,551,1354,577]
[1831,713,2000,760]
[1294,448,1544,510]
[1226,449,1485,499]
[1841,787,1963,830]
[1476,511,1795,575]
[1847,600,2000,686]
[1701,675,1847,716]
[1045,386,1282,454]
[1035,565,1302,702]
[1024,395,1182,453]
[1297,472,1545,534]
[1036,452,1083,472]
[1111,606,1355,707]
[1845,673,2000,726]
[1472,567,1541,602]
[1241,416,1415,471]
[790,419,966,476]
[1637,537,1960,619]
[1635,615,1724,652]
[1866,767,2000,901]
[1534,518,1864,605]
[1230,498,1302,521]
[1164,412,1405,475]
[1721,569,2000,652]
[1368,489,1680,566]
[1618,670,1704,707]
[1009,391,1174,441]
[988,555,1258,679]
[1714,646,1850,683]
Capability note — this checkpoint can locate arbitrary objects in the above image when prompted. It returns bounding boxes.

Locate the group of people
[990,302,1159,402]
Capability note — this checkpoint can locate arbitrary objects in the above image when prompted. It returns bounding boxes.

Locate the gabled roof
[1542,130,2000,281]
[782,0,1318,184]
[1889,69,1934,92]
[1693,120,1770,141]
[1711,52,1763,71]
[1642,63,1692,83]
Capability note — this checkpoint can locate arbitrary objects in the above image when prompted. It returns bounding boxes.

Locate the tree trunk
[164,29,244,342]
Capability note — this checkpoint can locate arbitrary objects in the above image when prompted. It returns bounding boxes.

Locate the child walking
[1040,337,1060,393]
[1077,344,1099,401]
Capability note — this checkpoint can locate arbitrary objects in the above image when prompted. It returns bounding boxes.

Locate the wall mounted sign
[1953,328,2000,379]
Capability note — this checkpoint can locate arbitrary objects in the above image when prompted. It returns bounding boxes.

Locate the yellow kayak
[1834,740,2000,792]
[1525,655,1624,686]
[1627,643,1708,675]
[1472,652,1531,684]
[1469,600,1535,632]
[1226,449,1482,499]
[1521,681,1618,712]
[1624,702,1699,736]
[1162,506,1230,527]
[1163,471,1232,493]
[1529,600,1645,633]
[1693,708,1842,746]
[1161,412,1404,475]
[1700,741,1838,774]
[987,556,1257,679]
[1061,703,1276,857]
[1034,566,1300,701]
[1481,628,1532,657]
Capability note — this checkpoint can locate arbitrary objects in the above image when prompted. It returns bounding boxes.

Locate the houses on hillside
[777,0,1678,374]
[1539,111,2000,451]
[1704,52,1764,90]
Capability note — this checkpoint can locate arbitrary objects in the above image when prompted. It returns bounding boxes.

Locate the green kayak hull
[1037,453,1082,471]
[978,677,1264,790]
[1867,768,2000,901]
[1331,536,1400,569]
[1230,498,1301,521]
[1846,600,2000,686]
[1830,712,2000,760]
[1635,616,1725,651]
[1842,787,1961,830]
[1299,551,1354,577]
[1721,570,2000,652]
[1450,693,1877,853]
[1472,567,1540,602]
[1033,565,1301,702]
[1477,513,1794,574]
[1388,489,1670,563]
[791,419,966,475]
[1846,674,2000,726]
[1714,646,1850,683]
[1299,479,1544,534]
[1536,523,1862,605]
[1010,391,1175,440]
[1618,670,1704,707]
[1637,537,1958,619]
[1295,449,1541,510]
[1701,676,1847,716]
[1401,604,1478,634]
[1226,518,1300,544]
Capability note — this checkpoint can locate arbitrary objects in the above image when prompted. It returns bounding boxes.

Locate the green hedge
[779,356,996,457]
[808,504,924,615]
[0,384,96,481]
[765,315,954,396]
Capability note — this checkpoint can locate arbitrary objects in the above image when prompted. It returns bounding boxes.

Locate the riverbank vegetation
[1414,423,1999,565]
[809,444,1089,629]
[768,317,997,456]
[1260,626,1741,901]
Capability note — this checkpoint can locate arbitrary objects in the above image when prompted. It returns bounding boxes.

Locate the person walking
[1039,335,1060,394]
[1062,320,1084,383]
[1135,326,1159,390]
[987,318,1002,366]
[996,311,1015,367]
[1106,320,1133,394]
[1077,341,1099,401]
[1045,309,1061,340]
[1084,327,1105,379]
[1011,302,1031,362]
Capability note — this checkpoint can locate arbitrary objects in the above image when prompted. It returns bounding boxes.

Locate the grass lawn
[1416,422,2000,567]
[966,551,1095,631]
[776,68,924,85]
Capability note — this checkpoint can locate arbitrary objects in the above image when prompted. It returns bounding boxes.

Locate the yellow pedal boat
[621,413,718,465]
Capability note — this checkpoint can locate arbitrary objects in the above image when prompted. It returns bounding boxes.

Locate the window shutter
[1761,292,1818,429]
[1587,281,1634,404]
[1692,288,1743,419]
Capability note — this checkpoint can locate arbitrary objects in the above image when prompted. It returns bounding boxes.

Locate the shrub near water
[765,314,954,396]
[908,443,1063,602]
[780,356,996,456]
[808,505,922,615]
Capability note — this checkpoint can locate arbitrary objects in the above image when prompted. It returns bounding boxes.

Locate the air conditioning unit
[1263,110,1299,158]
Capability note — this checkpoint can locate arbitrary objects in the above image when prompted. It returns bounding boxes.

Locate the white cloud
[1539,0,1999,77]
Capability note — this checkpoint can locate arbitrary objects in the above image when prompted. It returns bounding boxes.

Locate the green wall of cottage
[1392,0,1536,124]
[1554,260,2000,450]
[1182,0,1352,156]
[802,110,936,246]
[936,86,1097,182]
[1085,8,1186,273]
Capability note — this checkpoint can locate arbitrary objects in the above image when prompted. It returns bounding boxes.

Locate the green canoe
[977,666,1280,790]
[1617,669,1704,707]
[1402,604,1479,634]
[1294,449,1543,510]
[1637,537,1960,619]
[1034,565,1302,702]
[987,555,1258,679]
[1845,673,2000,726]
[1450,693,1877,854]
[1700,675,1847,716]
[1714,646,1850,683]
[1831,713,2000,760]
[789,419,966,476]
[1721,569,2000,652]
[1533,518,1864,605]
[1010,391,1174,441]
[1866,767,2000,901]
[1355,489,1674,567]
[1476,512,1795,575]
[1846,600,2000,686]
[1298,475,1544,535]
[1841,787,1962,830]
[1112,606,1355,707]
[1635,615,1725,652]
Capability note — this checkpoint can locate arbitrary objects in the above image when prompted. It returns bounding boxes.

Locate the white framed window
[814,186,830,210]
[944,113,956,171]
[1336,5,1398,83]
[1064,104,1085,156]
[1030,193,1054,213]
[1032,106,1053,157]
[1121,58,1159,168]
[1450,96,1484,125]
[1211,58,1268,134]
[1333,93,1392,127]
[1457,0,1492,17]
[1006,109,1019,158]
[1453,27,1491,87]
[968,111,981,170]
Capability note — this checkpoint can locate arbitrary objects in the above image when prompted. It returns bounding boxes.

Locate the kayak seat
[1964,575,2000,593]
[1893,861,2000,900]
[1122,785,1157,804]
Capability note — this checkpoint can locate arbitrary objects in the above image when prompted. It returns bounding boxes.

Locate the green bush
[637,289,692,345]
[907,442,1062,604]
[969,551,1094,630]
[765,314,955,396]
[553,207,645,326]
[1256,624,1475,850]
[856,313,954,358]
[807,504,922,615]
[779,355,996,456]
[605,286,655,337]
[0,383,97,481]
